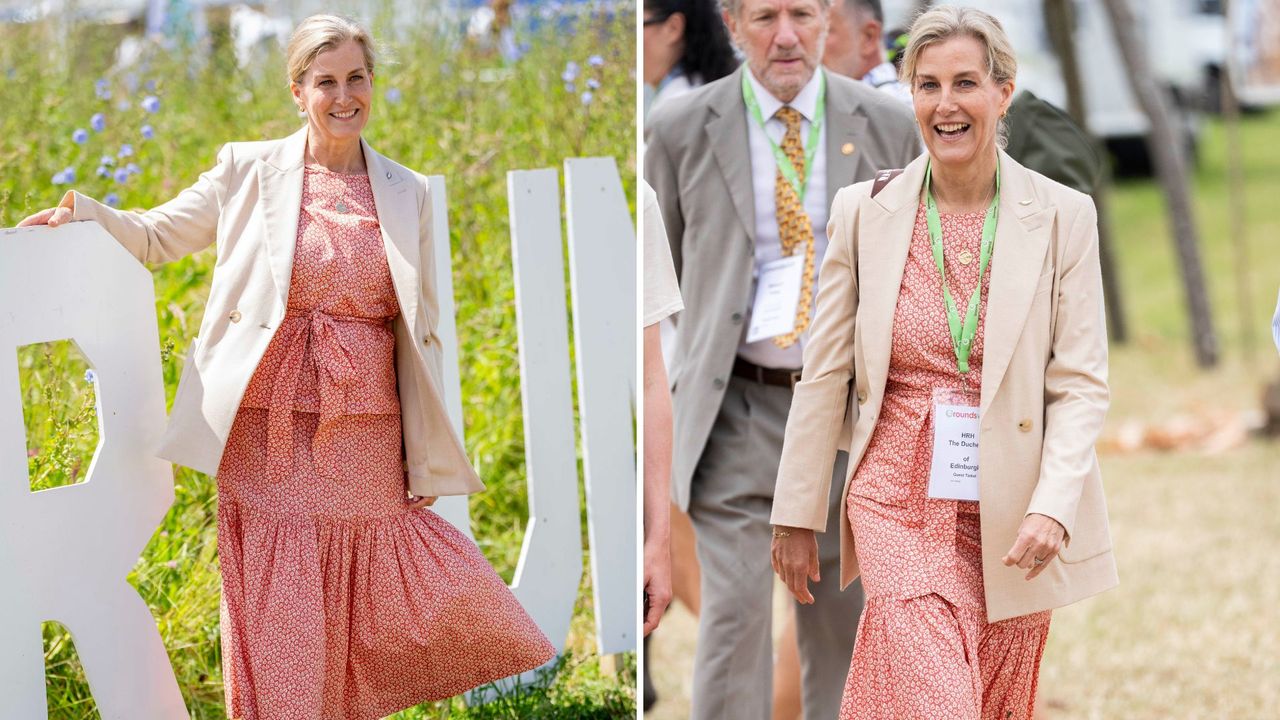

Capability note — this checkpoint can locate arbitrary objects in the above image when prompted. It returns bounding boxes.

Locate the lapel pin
[1019,199,1032,205]
[386,171,393,179]
[841,142,855,156]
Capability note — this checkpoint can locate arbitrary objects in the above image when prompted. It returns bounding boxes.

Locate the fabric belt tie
[265,308,389,484]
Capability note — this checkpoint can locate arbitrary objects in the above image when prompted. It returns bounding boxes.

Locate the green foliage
[4,7,635,719]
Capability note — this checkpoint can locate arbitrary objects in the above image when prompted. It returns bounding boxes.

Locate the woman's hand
[1002,513,1066,580]
[17,192,75,228]
[771,526,820,604]
[406,493,437,509]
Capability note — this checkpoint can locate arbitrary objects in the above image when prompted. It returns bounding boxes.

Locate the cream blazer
[69,126,484,498]
[770,151,1119,621]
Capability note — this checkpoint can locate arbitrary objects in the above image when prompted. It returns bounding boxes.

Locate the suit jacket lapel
[980,151,1054,413]
[824,73,869,210]
[706,66,756,248]
[258,126,308,309]
[363,140,421,328]
[858,154,929,400]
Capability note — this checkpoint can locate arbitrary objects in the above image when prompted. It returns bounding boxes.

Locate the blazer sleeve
[70,143,232,264]
[643,121,684,281]
[770,186,860,532]
[417,175,446,384]
[1024,196,1110,539]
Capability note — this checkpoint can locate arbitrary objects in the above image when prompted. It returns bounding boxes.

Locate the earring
[298,107,307,117]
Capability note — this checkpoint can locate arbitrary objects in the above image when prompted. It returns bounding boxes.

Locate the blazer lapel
[823,73,870,210]
[706,66,756,248]
[258,126,308,309]
[363,140,421,328]
[858,154,929,400]
[980,151,1054,413]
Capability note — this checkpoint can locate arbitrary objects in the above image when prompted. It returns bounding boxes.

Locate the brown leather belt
[732,357,803,388]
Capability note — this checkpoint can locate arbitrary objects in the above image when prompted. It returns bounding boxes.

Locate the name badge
[928,389,980,501]
[746,254,805,343]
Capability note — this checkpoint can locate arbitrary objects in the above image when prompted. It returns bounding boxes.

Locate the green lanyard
[924,159,1000,375]
[742,70,826,200]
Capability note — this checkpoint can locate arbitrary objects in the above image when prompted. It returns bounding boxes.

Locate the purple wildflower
[118,144,134,158]
[104,193,120,208]
[140,124,154,140]
[384,87,402,104]
[84,369,96,383]
[587,78,600,90]
[581,91,593,106]
[141,96,160,113]
[562,61,580,82]
[72,128,88,144]
[588,55,605,67]
[90,113,106,132]
[114,168,129,183]
[96,165,110,178]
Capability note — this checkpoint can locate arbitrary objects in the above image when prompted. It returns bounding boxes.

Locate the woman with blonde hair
[770,6,1117,718]
[20,14,554,719]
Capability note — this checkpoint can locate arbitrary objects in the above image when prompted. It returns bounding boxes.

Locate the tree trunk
[1043,0,1128,343]
[1100,0,1218,367]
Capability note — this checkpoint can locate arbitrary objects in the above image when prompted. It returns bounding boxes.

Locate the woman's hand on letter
[17,192,75,228]
[771,526,820,604]
[1002,513,1066,580]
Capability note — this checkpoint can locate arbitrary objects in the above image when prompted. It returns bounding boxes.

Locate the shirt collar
[745,65,824,124]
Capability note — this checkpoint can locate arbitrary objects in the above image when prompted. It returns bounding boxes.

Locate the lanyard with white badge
[924,159,999,502]
[741,71,827,344]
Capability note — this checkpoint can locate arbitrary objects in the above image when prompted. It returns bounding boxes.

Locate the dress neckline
[305,163,369,178]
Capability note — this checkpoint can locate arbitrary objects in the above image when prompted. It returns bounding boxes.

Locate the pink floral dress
[840,203,1052,720]
[215,164,556,720]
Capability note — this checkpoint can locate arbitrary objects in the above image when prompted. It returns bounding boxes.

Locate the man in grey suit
[644,0,918,716]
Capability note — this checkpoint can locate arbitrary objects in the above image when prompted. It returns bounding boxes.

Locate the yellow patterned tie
[772,106,815,349]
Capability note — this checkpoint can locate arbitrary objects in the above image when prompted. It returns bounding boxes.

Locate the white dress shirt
[737,67,828,370]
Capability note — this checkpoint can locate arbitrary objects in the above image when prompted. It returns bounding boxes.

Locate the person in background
[643,0,739,117]
[824,0,911,105]
[645,0,919,714]
[642,180,682,707]
[641,0,736,709]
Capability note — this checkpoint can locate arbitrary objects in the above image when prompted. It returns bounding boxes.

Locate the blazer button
[713,377,726,389]
[422,334,432,345]
[857,388,868,404]
[1018,419,1033,432]
[730,312,743,324]
[228,310,242,323]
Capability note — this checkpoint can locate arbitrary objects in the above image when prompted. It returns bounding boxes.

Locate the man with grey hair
[644,0,918,715]
[824,0,912,105]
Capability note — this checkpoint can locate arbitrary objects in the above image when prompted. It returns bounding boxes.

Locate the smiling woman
[769,5,1118,719]
[17,13,557,720]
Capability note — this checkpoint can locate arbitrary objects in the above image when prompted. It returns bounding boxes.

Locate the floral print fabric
[840,202,1051,720]
[216,164,556,720]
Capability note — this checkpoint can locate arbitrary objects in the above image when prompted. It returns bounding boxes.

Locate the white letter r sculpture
[0,224,188,719]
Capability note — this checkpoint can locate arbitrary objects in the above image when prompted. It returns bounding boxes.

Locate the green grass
[4,7,636,719]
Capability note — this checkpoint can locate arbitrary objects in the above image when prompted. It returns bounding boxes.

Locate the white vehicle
[883,0,1227,174]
